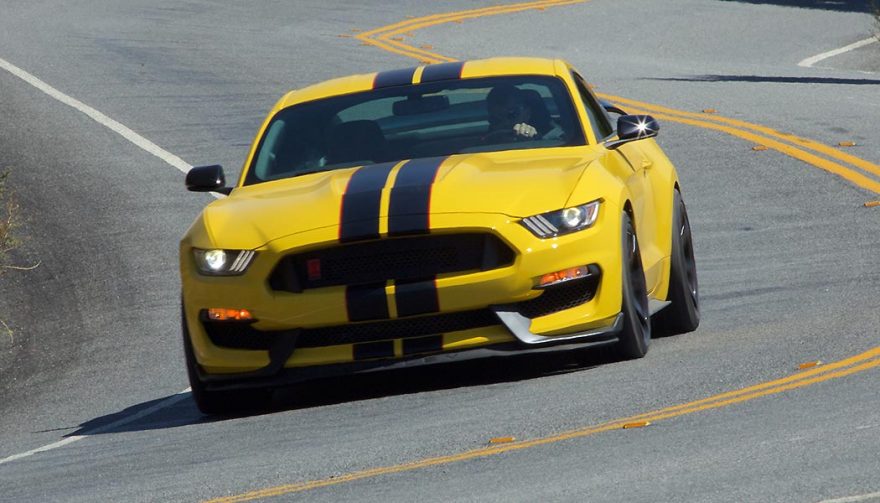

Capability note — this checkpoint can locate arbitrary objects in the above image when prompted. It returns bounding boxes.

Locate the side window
[252,120,288,179]
[572,73,614,140]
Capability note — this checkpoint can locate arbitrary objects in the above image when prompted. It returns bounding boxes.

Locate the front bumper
[190,312,623,392]
[181,202,626,379]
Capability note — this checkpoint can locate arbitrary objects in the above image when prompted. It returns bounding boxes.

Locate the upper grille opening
[269,233,515,292]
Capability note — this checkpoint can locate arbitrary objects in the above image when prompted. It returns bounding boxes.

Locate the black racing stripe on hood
[373,67,417,88]
[388,156,447,236]
[338,162,396,243]
[420,61,464,83]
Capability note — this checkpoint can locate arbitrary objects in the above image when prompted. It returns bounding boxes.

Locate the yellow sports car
[180,57,699,414]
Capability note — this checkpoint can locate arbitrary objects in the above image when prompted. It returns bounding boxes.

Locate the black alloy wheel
[654,190,700,336]
[615,212,651,359]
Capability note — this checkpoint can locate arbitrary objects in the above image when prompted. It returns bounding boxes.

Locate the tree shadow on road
[66,346,621,435]
[717,0,873,13]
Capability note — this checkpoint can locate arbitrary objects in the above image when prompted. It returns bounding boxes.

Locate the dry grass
[0,170,19,342]
[1,171,41,341]
[0,170,19,275]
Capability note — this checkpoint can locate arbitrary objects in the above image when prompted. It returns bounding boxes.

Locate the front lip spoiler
[197,311,622,391]
[492,308,623,345]
[200,336,619,391]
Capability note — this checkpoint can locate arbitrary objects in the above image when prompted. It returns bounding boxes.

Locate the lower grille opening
[203,309,500,351]
[202,268,600,352]
[515,272,600,319]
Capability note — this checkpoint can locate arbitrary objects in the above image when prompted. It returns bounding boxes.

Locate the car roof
[275,57,569,111]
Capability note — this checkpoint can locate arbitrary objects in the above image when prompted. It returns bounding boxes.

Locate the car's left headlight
[192,248,257,276]
[520,200,600,238]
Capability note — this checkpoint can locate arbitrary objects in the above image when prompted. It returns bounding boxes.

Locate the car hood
[200,148,600,248]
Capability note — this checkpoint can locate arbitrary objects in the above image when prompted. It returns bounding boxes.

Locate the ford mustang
[180,57,699,414]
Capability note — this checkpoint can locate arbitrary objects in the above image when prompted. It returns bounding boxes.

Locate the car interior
[247,76,586,185]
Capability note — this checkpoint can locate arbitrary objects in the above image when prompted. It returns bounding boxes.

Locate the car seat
[326,120,388,165]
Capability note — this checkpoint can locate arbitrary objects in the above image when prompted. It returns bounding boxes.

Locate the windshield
[244,75,585,185]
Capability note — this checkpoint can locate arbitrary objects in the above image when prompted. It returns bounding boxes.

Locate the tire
[181,308,272,415]
[615,212,651,359]
[654,190,700,336]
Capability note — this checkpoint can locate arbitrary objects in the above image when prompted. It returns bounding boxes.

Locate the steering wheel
[483,128,520,142]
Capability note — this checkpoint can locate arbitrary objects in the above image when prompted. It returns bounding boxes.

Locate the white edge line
[0,58,211,464]
[0,56,222,199]
[0,388,191,466]
[814,491,880,503]
[798,37,879,68]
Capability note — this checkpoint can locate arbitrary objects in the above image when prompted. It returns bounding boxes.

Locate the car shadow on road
[716,0,873,12]
[66,346,620,436]
[273,346,619,411]
[647,75,880,85]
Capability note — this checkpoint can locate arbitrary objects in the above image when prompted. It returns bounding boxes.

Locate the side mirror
[605,115,659,150]
[185,165,232,195]
[600,99,627,116]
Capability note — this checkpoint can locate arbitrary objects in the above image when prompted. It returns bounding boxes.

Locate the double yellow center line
[356,0,880,195]
[355,0,585,65]
[207,346,880,502]
[613,95,880,194]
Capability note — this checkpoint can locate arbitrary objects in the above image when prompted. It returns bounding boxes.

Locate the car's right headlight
[520,200,601,238]
[192,248,257,276]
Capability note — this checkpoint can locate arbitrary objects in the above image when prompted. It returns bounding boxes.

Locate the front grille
[269,233,515,292]
[515,273,600,319]
[203,309,501,351]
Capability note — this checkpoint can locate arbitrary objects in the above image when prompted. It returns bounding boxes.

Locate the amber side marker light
[207,308,254,322]
[538,266,591,288]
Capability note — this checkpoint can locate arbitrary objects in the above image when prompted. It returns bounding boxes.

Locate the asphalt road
[1,1,879,501]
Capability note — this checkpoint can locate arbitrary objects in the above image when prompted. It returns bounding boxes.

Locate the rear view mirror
[186,165,232,195]
[605,115,659,150]
[393,95,450,116]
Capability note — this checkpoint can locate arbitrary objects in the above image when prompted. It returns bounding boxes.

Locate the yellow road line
[621,106,880,194]
[622,345,880,423]
[358,0,576,40]
[353,0,879,195]
[205,349,880,502]
[604,93,880,180]
[357,0,586,64]
[357,33,453,64]
[356,3,534,38]
[375,0,587,44]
